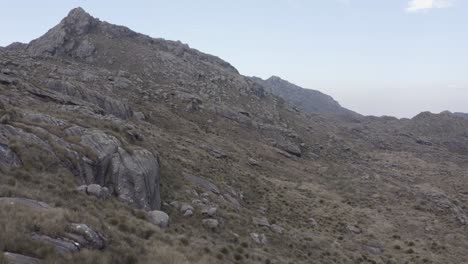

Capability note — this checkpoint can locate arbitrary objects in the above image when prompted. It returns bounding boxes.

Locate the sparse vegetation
[0,6,467,264]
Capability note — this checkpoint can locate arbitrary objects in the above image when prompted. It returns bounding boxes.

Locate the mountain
[454,112,468,120]
[251,76,357,116]
[1,7,468,264]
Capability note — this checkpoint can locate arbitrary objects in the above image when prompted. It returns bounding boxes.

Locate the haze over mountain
[1,7,468,264]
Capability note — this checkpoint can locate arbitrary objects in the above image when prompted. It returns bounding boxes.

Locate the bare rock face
[0,143,21,167]
[0,197,51,209]
[68,127,161,210]
[44,79,133,119]
[27,7,99,58]
[111,148,161,210]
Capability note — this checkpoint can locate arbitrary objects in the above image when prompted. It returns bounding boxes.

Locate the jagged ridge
[251,75,358,116]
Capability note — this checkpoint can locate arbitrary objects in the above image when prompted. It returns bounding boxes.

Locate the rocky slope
[453,112,468,120]
[250,76,357,116]
[1,7,468,264]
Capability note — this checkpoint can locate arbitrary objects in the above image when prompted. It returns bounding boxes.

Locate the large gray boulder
[148,210,169,229]
[26,7,99,57]
[110,148,161,210]
[67,127,161,210]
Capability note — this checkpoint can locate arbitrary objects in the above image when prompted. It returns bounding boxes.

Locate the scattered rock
[0,74,16,86]
[248,158,260,166]
[223,193,241,208]
[184,174,220,194]
[308,217,318,228]
[346,224,362,234]
[275,149,294,159]
[276,141,302,157]
[270,224,284,234]
[201,144,227,159]
[180,204,194,214]
[148,210,170,229]
[67,223,106,250]
[183,209,194,217]
[362,245,383,255]
[201,207,217,217]
[416,138,432,146]
[250,233,267,244]
[252,217,270,227]
[170,201,181,209]
[77,184,110,199]
[191,199,203,206]
[258,207,267,215]
[202,219,219,230]
[133,111,146,121]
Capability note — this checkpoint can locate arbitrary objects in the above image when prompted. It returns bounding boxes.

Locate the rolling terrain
[1,8,468,264]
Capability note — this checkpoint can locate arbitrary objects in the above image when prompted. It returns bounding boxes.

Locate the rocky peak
[25,7,99,57]
[23,7,239,74]
[266,75,285,83]
[61,7,99,36]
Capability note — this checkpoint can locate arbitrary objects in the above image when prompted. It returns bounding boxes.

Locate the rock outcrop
[3,252,42,264]
[67,127,161,210]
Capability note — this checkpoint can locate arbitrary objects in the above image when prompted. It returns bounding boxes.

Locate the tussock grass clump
[0,203,66,259]
[9,140,59,172]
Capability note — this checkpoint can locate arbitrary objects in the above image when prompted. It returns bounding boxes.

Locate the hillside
[1,7,468,264]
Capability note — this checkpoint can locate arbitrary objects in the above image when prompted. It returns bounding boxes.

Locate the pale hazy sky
[0,0,467,118]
